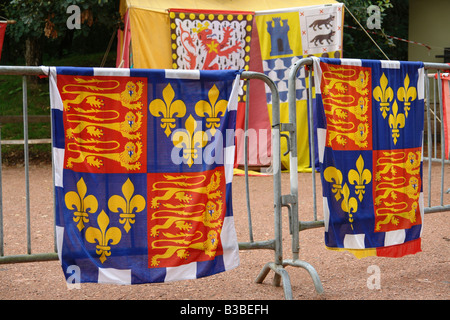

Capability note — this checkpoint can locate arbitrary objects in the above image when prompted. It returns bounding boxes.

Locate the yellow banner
[129,8,172,68]
[256,11,302,60]
[256,10,309,171]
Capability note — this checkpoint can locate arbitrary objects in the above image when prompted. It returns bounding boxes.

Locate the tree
[2,0,120,67]
[338,0,409,61]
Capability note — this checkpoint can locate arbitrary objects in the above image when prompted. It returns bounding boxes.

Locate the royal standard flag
[313,57,425,258]
[169,9,254,72]
[50,67,240,284]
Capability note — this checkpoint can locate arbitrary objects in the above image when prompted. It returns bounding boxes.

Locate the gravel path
[0,163,448,300]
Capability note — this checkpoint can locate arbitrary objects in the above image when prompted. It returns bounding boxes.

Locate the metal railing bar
[424,205,450,214]
[424,157,450,164]
[287,58,312,262]
[433,77,438,158]
[423,62,450,70]
[244,80,254,243]
[22,76,32,255]
[299,220,325,231]
[0,252,58,264]
[0,139,52,145]
[308,68,317,222]
[242,71,282,267]
[0,66,48,76]
[0,115,50,123]
[238,239,276,250]
[426,69,433,208]
[436,70,445,206]
[0,129,3,257]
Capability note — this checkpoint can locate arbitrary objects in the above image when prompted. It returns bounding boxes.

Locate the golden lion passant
[66,139,142,171]
[62,78,144,111]
[66,111,143,140]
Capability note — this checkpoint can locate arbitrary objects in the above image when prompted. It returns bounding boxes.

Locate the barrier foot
[283,259,324,295]
[255,262,294,300]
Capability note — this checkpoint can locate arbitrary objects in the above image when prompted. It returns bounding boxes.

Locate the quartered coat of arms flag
[49,67,240,284]
[312,57,425,259]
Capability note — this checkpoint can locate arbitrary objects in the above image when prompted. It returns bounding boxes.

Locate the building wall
[409,0,450,63]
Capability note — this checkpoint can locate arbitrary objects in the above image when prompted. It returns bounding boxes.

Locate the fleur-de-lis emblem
[324,165,361,230]
[149,83,186,137]
[397,74,417,118]
[373,73,394,118]
[348,155,372,202]
[323,166,344,201]
[65,177,98,231]
[108,178,146,233]
[172,115,208,167]
[85,210,122,264]
[341,183,358,230]
[388,100,405,145]
[195,85,228,136]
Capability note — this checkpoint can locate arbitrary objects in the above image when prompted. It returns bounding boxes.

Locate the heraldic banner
[50,67,241,284]
[438,72,450,159]
[169,9,254,72]
[313,57,425,258]
[0,21,7,61]
[255,3,344,172]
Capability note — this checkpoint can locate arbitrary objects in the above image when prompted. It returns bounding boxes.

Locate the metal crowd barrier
[1,60,449,300]
[0,66,303,299]
[0,67,58,263]
[425,71,450,210]
[240,72,322,299]
[281,57,450,298]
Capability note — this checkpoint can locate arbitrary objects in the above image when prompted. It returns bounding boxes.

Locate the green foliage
[0,1,121,163]
[340,0,393,23]
[338,0,409,60]
[4,0,120,42]
[0,0,120,66]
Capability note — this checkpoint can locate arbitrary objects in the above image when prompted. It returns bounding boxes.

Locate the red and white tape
[344,24,431,51]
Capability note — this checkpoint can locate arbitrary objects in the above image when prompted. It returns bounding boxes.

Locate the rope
[344,5,390,60]
[100,29,117,67]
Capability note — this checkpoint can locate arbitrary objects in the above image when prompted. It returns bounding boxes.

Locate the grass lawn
[0,52,116,164]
